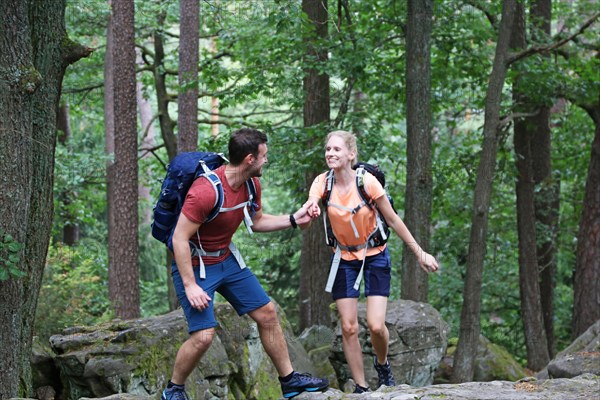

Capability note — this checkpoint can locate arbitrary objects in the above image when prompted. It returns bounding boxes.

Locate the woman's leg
[336,297,367,387]
[366,295,389,364]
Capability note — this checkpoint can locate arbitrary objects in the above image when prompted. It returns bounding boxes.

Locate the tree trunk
[104,0,118,318]
[531,0,558,359]
[153,17,177,161]
[299,0,332,330]
[152,16,178,310]
[177,0,199,152]
[137,49,156,227]
[511,1,550,371]
[451,0,516,383]
[108,0,140,319]
[0,0,88,396]
[57,102,80,246]
[573,100,600,338]
[401,0,433,303]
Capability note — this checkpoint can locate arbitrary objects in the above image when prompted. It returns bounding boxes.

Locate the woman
[306,130,438,393]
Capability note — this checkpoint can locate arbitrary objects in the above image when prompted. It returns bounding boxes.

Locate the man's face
[249,143,268,177]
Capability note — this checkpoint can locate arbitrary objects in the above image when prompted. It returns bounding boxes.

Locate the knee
[253,302,279,326]
[341,321,360,338]
[367,321,387,338]
[188,328,215,351]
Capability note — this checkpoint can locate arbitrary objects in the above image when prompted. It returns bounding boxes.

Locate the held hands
[185,283,212,311]
[293,200,321,225]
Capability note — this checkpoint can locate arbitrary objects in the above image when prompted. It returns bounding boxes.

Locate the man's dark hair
[228,128,268,165]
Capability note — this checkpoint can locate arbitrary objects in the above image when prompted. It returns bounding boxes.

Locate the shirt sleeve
[181,177,217,224]
[309,172,327,199]
[364,172,386,201]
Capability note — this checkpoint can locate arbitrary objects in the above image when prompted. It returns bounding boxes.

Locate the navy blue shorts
[172,254,271,333]
[331,247,391,300]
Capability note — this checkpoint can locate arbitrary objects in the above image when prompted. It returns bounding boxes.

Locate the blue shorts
[331,247,391,300]
[172,254,271,333]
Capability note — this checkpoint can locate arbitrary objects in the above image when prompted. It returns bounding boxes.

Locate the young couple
[162,128,438,399]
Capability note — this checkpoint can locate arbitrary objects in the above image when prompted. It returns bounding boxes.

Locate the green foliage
[35,240,113,341]
[0,230,26,280]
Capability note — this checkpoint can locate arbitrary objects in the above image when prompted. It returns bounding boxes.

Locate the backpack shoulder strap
[322,169,335,207]
[196,162,224,223]
[355,166,373,209]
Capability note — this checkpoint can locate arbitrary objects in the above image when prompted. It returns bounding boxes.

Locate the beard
[249,164,263,178]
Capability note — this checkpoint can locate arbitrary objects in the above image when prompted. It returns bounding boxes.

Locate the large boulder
[539,319,600,379]
[436,335,527,383]
[43,302,315,399]
[330,300,449,389]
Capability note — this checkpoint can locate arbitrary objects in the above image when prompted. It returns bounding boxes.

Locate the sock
[279,371,296,382]
[166,381,185,390]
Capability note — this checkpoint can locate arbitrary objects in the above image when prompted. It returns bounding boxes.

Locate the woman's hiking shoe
[353,384,371,393]
[161,387,190,400]
[279,372,329,398]
[373,357,396,387]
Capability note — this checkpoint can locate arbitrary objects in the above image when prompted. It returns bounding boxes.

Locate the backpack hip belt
[190,240,247,279]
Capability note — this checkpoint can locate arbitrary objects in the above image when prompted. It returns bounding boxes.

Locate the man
[162,128,329,400]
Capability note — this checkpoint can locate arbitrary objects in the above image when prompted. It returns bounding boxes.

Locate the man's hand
[185,283,212,311]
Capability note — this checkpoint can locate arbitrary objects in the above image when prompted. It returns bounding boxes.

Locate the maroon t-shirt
[181,165,261,265]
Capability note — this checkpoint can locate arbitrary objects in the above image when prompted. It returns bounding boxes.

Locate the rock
[330,300,449,389]
[297,325,335,352]
[293,373,599,399]
[544,319,600,379]
[473,336,527,381]
[43,303,307,400]
[436,335,527,383]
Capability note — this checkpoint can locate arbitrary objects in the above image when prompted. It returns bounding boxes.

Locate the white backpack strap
[228,242,247,269]
[375,213,387,241]
[353,247,369,290]
[325,246,342,292]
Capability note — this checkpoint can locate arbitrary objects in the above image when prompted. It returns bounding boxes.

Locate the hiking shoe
[373,356,396,387]
[280,372,329,398]
[353,384,371,393]
[161,387,190,400]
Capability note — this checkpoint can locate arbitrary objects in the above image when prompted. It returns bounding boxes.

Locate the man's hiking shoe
[373,356,396,387]
[280,372,329,398]
[353,384,371,393]
[161,387,190,400]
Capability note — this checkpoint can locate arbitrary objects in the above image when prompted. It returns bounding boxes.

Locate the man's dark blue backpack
[151,151,257,250]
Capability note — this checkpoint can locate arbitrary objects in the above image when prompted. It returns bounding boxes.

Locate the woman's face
[325,135,355,169]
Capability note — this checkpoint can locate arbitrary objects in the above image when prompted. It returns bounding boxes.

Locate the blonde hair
[326,130,359,164]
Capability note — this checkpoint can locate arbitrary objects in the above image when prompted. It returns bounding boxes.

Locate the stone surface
[294,373,600,399]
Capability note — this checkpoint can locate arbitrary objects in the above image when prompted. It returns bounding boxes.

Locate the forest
[0,0,598,398]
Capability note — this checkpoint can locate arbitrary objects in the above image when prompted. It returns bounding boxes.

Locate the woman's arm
[375,195,439,273]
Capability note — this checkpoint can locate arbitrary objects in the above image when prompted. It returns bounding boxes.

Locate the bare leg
[248,302,294,377]
[171,328,215,384]
[366,296,389,364]
[336,298,367,387]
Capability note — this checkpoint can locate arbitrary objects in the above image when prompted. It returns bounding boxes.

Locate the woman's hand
[417,252,439,273]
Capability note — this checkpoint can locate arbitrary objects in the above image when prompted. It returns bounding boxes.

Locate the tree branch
[462,0,497,29]
[62,37,94,66]
[507,11,600,65]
